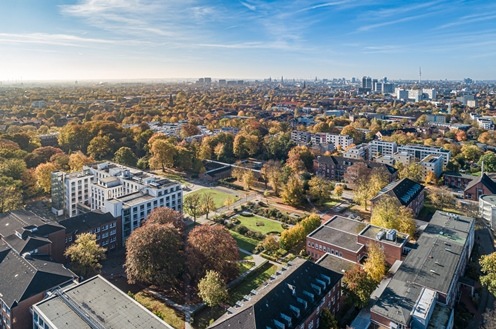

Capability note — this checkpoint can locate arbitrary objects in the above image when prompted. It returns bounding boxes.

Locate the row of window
[308,242,343,257]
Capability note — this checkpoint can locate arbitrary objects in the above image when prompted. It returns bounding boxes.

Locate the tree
[281,175,304,206]
[424,171,438,185]
[87,135,113,160]
[69,151,94,172]
[308,176,333,205]
[333,185,344,198]
[125,223,184,286]
[363,243,387,283]
[34,162,58,193]
[0,176,23,213]
[286,145,314,173]
[65,233,106,278]
[460,144,483,163]
[428,187,455,209]
[200,193,216,220]
[186,225,239,281]
[279,224,306,251]
[184,193,203,222]
[319,308,338,329]
[146,207,184,233]
[0,158,27,180]
[261,235,279,253]
[223,196,236,210]
[480,252,496,296]
[149,139,176,171]
[479,151,496,172]
[261,160,283,195]
[197,270,228,307]
[399,162,423,182]
[342,265,376,308]
[241,170,255,191]
[301,214,322,235]
[354,170,388,210]
[113,146,138,167]
[25,146,64,168]
[371,196,416,237]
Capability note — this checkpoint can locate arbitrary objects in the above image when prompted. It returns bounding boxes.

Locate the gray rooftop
[481,194,496,205]
[309,225,364,252]
[33,275,173,329]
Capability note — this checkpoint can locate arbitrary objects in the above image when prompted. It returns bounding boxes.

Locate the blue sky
[1,0,495,81]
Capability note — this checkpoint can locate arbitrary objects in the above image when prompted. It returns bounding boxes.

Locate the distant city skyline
[1,0,495,81]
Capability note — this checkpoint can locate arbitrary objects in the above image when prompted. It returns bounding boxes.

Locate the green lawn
[134,291,184,329]
[228,263,278,304]
[229,231,259,252]
[324,199,340,207]
[187,188,239,209]
[235,214,284,234]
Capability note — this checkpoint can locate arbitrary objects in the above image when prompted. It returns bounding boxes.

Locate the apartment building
[51,162,182,242]
[343,143,369,160]
[397,144,450,165]
[369,140,397,159]
[420,154,443,179]
[291,130,353,149]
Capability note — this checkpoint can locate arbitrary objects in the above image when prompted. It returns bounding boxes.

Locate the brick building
[209,258,343,329]
[443,172,477,190]
[306,216,409,266]
[370,178,425,217]
[463,173,496,201]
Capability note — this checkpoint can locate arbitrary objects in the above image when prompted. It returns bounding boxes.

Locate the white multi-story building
[479,195,496,229]
[397,144,451,166]
[51,162,182,241]
[293,130,353,149]
[290,130,311,144]
[343,143,369,160]
[420,155,443,179]
[369,140,397,158]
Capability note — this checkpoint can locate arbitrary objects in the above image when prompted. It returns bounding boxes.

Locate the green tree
[363,243,387,283]
[319,308,338,329]
[308,176,334,205]
[0,176,23,213]
[0,158,27,180]
[480,252,496,296]
[65,233,106,278]
[198,270,228,307]
[479,151,496,172]
[125,223,184,286]
[113,146,138,167]
[184,193,203,222]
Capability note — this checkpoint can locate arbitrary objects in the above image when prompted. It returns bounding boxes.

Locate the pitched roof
[464,173,496,194]
[371,178,424,206]
[59,212,116,234]
[209,258,342,329]
[0,241,75,308]
[316,156,397,174]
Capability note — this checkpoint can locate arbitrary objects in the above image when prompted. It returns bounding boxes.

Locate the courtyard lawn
[228,263,278,304]
[134,291,185,329]
[324,199,340,208]
[187,188,239,209]
[235,214,284,234]
[229,231,259,253]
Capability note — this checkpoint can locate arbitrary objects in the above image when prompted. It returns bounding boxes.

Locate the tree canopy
[65,233,106,278]
[197,270,228,307]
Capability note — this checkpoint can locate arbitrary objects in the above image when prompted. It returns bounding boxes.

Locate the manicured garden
[229,230,259,252]
[187,188,239,209]
[133,291,185,329]
[234,214,284,235]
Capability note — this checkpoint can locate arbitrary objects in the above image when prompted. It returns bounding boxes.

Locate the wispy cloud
[357,12,435,32]
[0,32,143,47]
[240,1,257,11]
[437,12,496,30]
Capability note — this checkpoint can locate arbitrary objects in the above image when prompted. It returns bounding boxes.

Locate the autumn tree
[0,158,27,181]
[184,193,203,222]
[363,243,387,283]
[319,308,338,329]
[146,207,184,233]
[25,146,64,168]
[480,252,496,296]
[286,145,314,173]
[261,160,283,195]
[279,225,306,251]
[149,139,176,171]
[399,162,423,183]
[200,192,216,220]
[342,265,376,308]
[301,214,322,235]
[479,151,496,172]
[308,176,334,205]
[197,270,228,307]
[371,195,416,237]
[125,223,184,286]
[354,169,388,210]
[113,146,138,167]
[428,187,455,209]
[34,162,58,193]
[186,225,239,281]
[69,151,94,172]
[65,233,106,278]
[0,177,23,213]
[261,235,279,254]
[87,135,113,160]
[333,185,344,198]
[281,175,304,206]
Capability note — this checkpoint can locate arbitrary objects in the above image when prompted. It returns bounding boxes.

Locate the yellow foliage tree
[35,162,58,193]
[363,243,387,283]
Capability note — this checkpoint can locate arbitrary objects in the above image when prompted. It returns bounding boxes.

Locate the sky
[1,0,495,81]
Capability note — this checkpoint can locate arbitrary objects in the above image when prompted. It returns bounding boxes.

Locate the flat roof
[360,225,407,247]
[309,226,363,252]
[316,253,356,274]
[324,216,367,235]
[480,194,496,205]
[34,275,173,329]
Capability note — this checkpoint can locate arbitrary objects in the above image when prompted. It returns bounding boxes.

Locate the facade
[314,156,397,188]
[443,172,476,190]
[464,173,496,201]
[59,212,121,252]
[370,178,425,217]
[51,162,183,242]
[393,151,415,166]
[32,275,173,329]
[479,195,496,229]
[369,140,397,158]
[291,130,353,149]
[420,154,443,179]
[209,258,343,329]
[397,144,450,165]
[343,143,369,160]
[0,241,76,329]
[371,211,475,329]
[290,130,311,144]
[306,216,409,266]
